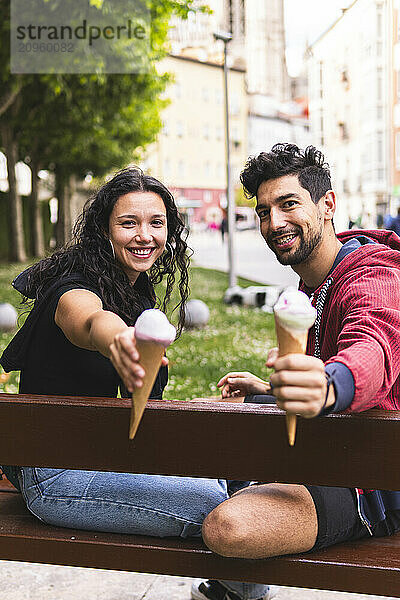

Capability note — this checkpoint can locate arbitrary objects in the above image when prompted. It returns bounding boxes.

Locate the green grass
[0,264,276,399]
[0,262,31,394]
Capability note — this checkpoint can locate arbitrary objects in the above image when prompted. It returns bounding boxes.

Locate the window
[203,123,210,139]
[396,132,400,169]
[320,114,324,146]
[377,11,383,38]
[174,83,182,99]
[164,159,171,177]
[377,132,384,164]
[177,121,184,137]
[229,93,240,116]
[338,122,349,141]
[377,68,383,102]
[228,0,233,34]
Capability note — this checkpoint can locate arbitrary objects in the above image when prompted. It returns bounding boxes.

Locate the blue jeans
[19,467,228,537]
[19,468,270,599]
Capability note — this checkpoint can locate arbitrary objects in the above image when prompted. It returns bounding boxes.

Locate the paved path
[0,561,395,600]
[188,229,299,288]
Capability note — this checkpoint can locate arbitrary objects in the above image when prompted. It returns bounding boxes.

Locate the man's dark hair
[240,144,332,203]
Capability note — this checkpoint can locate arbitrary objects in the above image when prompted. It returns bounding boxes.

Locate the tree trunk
[0,121,27,262]
[29,159,45,257]
[55,167,72,248]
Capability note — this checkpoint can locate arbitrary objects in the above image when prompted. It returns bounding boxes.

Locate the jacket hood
[332,229,400,278]
[301,229,400,295]
[338,228,400,251]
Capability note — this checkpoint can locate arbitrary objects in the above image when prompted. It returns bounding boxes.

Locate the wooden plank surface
[0,394,399,489]
[0,493,399,597]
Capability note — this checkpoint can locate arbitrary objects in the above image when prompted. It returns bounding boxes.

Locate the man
[191,144,400,600]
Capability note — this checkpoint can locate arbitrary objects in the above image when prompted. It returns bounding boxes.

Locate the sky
[284,0,355,76]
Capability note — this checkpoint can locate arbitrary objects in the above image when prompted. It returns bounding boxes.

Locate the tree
[0,0,207,258]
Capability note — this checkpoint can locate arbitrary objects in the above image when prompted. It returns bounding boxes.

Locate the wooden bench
[0,393,399,597]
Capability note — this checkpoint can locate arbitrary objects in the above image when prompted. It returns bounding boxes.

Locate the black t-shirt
[4,271,167,399]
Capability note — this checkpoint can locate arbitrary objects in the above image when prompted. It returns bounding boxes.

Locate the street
[188,228,299,288]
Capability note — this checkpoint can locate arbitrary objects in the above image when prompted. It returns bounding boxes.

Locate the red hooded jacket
[301,229,400,413]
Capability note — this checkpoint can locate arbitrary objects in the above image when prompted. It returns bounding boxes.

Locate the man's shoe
[191,579,276,600]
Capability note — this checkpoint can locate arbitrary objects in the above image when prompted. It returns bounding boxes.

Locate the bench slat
[0,492,399,597]
[0,395,399,489]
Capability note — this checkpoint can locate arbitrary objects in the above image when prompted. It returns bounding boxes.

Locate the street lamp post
[214,31,236,288]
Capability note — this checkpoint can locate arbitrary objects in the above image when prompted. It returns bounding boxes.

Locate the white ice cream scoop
[273,288,317,331]
[134,309,176,346]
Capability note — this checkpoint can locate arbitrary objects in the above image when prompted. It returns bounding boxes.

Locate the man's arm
[326,267,400,412]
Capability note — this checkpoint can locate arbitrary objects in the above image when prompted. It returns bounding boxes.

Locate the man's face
[256,175,325,266]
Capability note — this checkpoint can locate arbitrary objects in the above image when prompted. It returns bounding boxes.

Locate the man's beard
[268,219,324,266]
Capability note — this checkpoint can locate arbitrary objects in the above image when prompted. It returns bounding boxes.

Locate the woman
[0,167,228,537]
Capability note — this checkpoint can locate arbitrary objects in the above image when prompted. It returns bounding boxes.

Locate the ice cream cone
[274,319,308,355]
[129,340,165,439]
[274,317,309,446]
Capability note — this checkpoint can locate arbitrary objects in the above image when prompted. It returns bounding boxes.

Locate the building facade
[169,0,290,100]
[143,54,248,227]
[308,0,394,231]
[248,94,311,158]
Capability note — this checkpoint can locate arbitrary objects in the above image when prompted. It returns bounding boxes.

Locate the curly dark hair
[23,167,190,335]
[240,144,332,203]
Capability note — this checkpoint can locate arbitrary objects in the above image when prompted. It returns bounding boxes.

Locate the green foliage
[1,0,205,174]
[0,264,275,398]
[235,185,256,208]
[0,261,30,393]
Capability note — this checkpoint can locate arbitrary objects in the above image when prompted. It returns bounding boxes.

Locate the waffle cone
[129,340,165,439]
[274,318,308,356]
[274,317,309,446]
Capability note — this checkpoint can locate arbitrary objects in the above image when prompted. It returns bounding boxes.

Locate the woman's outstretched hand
[109,327,168,393]
[217,371,271,398]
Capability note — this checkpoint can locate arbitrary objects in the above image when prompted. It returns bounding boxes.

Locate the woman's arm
[54,289,147,392]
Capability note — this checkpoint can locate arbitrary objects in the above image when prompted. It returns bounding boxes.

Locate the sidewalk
[188,229,299,288]
[0,560,396,600]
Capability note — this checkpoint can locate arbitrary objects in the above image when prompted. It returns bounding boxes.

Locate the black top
[1,270,167,399]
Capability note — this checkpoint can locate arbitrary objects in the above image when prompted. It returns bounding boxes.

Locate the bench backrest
[1,394,399,490]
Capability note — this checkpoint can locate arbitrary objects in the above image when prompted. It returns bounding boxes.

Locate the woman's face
[108,191,168,283]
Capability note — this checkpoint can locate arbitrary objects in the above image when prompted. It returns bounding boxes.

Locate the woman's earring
[166,241,174,260]
[109,239,115,259]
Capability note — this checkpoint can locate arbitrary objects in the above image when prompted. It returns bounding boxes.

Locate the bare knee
[202,501,253,557]
[202,483,318,559]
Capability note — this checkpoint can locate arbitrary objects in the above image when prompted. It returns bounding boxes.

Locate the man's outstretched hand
[267,351,335,418]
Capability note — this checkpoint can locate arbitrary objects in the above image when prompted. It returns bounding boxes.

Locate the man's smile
[271,232,298,251]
